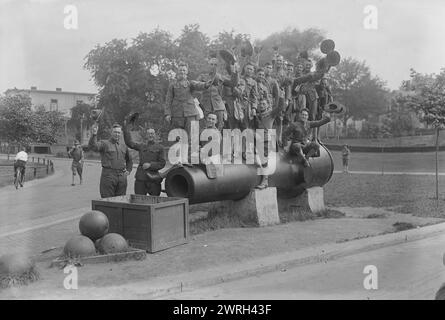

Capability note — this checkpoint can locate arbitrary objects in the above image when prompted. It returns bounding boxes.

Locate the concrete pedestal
[208,186,326,226]
[208,188,280,227]
[277,186,326,220]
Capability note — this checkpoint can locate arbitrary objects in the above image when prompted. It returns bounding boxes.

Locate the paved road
[163,232,445,300]
[0,158,135,230]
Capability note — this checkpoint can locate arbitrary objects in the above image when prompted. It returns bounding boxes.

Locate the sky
[1,0,445,94]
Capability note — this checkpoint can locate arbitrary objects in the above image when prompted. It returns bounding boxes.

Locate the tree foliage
[0,93,65,145]
[328,57,390,135]
[399,68,445,127]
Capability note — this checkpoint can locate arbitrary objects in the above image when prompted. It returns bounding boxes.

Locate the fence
[0,156,55,186]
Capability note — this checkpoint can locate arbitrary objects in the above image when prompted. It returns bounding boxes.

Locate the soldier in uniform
[315,77,333,120]
[283,108,331,167]
[165,63,211,160]
[89,123,133,198]
[299,59,319,121]
[283,62,297,125]
[68,140,84,186]
[165,62,211,137]
[123,119,166,196]
[293,60,306,113]
[264,62,280,109]
[196,57,238,132]
[239,61,259,130]
[254,97,281,189]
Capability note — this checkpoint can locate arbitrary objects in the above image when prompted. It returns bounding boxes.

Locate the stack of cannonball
[63,210,129,259]
[0,253,40,288]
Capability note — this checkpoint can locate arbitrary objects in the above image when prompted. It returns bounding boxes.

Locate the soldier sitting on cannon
[283,108,330,167]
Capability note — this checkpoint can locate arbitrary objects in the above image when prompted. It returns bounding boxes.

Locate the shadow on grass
[190,206,345,236]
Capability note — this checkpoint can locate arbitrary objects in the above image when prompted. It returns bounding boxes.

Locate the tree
[328,57,390,136]
[176,24,210,79]
[256,27,325,66]
[0,93,65,146]
[380,94,417,137]
[398,68,445,200]
[0,93,35,146]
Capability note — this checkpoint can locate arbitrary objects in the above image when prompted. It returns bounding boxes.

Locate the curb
[135,221,445,299]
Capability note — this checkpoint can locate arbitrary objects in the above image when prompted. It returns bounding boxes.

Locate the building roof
[5,88,96,96]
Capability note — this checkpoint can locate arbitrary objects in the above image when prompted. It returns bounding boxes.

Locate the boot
[255,175,269,189]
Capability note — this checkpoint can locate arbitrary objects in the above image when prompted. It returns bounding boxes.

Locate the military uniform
[283,116,330,166]
[239,75,258,130]
[123,126,166,196]
[89,135,133,198]
[165,78,208,136]
[68,146,84,178]
[196,72,238,131]
[315,82,333,120]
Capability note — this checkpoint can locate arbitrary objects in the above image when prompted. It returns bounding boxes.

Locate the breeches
[290,141,320,156]
[99,170,127,198]
[134,179,162,196]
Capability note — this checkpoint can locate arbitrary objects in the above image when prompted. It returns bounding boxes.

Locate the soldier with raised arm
[89,123,133,198]
[123,117,166,196]
[196,57,239,131]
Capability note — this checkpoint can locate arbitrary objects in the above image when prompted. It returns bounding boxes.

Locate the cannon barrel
[165,144,334,204]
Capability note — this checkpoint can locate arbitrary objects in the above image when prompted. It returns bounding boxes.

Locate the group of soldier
[163,49,334,188]
[85,48,335,199]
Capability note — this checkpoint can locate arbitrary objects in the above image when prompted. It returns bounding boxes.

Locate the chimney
[56,88,62,92]
[31,86,37,90]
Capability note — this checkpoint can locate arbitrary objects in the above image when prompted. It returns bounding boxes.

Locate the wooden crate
[92,194,189,253]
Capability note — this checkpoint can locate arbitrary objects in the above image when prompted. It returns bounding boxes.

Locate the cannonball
[0,254,35,276]
[64,235,96,258]
[79,210,109,241]
[97,233,128,254]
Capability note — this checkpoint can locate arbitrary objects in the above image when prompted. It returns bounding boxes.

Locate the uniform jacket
[196,72,238,113]
[89,135,133,172]
[165,79,208,118]
[284,117,331,143]
[239,76,258,112]
[123,126,166,181]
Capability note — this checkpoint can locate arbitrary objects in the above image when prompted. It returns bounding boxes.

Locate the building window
[50,99,58,111]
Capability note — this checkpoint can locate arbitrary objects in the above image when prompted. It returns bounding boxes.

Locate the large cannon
[165,143,334,204]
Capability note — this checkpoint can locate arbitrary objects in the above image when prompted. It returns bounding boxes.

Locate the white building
[5,87,96,117]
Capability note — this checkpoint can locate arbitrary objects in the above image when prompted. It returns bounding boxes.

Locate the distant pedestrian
[342,144,351,173]
[89,123,133,198]
[68,140,84,186]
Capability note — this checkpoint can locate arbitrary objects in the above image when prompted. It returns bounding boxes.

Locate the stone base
[208,186,326,226]
[208,187,280,227]
[277,186,326,220]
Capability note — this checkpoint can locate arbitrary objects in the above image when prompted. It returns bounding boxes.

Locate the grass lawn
[325,173,445,218]
[330,151,445,173]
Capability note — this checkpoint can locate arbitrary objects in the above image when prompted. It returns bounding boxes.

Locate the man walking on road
[89,123,133,198]
[68,140,84,186]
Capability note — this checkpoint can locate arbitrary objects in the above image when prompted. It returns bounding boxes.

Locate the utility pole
[80,114,85,144]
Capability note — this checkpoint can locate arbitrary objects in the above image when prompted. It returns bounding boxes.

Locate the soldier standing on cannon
[165,62,212,137]
[239,61,259,130]
[165,62,212,162]
[196,56,239,132]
